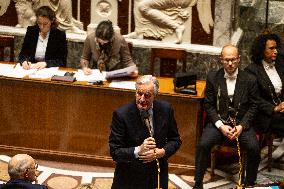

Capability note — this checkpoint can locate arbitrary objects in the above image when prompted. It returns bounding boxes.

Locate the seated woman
[18,6,67,70]
[245,32,284,136]
[80,20,138,78]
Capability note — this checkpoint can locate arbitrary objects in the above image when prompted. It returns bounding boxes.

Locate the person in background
[18,6,67,70]
[245,32,284,157]
[80,20,138,77]
[0,154,47,189]
[193,45,260,189]
[109,75,181,189]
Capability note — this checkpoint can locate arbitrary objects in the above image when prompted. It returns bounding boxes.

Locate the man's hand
[139,148,165,163]
[219,125,235,140]
[138,137,156,156]
[274,102,284,113]
[139,149,156,163]
[230,125,243,140]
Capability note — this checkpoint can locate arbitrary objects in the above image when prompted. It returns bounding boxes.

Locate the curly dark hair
[251,32,281,65]
[95,20,114,41]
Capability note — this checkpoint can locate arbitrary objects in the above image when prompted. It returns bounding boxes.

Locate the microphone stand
[229,109,243,189]
[144,117,162,189]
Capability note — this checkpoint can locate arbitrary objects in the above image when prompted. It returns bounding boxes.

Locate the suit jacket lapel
[153,100,164,138]
[275,61,284,91]
[259,65,274,88]
[233,70,245,108]
[46,28,54,56]
[216,69,229,113]
[129,101,149,141]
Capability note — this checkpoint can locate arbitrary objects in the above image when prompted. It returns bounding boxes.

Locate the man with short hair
[193,45,261,189]
[109,75,181,189]
[0,154,47,189]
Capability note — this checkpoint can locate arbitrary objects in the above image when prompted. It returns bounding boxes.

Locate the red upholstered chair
[210,141,246,180]
[150,48,187,77]
[0,35,14,61]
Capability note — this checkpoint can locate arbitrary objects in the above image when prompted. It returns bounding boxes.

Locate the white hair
[135,75,159,96]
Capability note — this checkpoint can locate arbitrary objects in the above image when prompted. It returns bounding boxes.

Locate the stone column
[87,0,120,34]
[213,0,236,47]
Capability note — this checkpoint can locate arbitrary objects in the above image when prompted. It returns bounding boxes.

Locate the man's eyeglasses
[221,57,239,64]
[136,91,152,99]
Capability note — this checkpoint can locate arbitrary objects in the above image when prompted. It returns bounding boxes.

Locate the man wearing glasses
[193,45,261,189]
[0,154,47,189]
[109,75,181,189]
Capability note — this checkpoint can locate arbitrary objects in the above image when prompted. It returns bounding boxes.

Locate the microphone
[140,110,152,136]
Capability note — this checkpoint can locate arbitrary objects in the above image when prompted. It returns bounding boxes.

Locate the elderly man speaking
[0,154,47,189]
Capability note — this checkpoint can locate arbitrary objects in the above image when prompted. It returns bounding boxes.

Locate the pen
[26,57,30,68]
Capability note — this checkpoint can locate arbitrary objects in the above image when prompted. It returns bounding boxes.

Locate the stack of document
[0,63,37,78]
[0,63,136,83]
[109,80,136,90]
[74,69,106,82]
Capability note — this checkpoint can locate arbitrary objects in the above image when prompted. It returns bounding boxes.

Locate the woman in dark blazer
[245,33,284,136]
[18,6,67,69]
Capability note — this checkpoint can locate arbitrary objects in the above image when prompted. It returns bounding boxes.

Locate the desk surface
[0,62,205,175]
[0,62,205,98]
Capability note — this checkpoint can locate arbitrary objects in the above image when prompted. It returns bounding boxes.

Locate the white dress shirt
[35,32,50,61]
[215,68,238,129]
[262,60,282,95]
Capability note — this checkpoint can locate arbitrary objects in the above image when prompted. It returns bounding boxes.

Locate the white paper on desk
[28,67,59,79]
[0,63,15,76]
[109,80,136,90]
[106,65,137,79]
[53,70,66,76]
[74,69,106,81]
[2,63,37,78]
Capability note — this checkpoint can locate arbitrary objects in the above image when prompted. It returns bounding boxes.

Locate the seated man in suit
[193,44,261,189]
[109,75,181,189]
[0,154,47,189]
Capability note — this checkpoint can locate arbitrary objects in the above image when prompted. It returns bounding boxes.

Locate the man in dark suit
[109,75,182,189]
[0,154,48,189]
[193,45,261,189]
[245,33,284,136]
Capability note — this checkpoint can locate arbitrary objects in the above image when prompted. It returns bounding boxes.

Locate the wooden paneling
[0,72,205,175]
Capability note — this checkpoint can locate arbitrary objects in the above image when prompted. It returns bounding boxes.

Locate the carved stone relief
[124,0,214,44]
[0,0,11,16]
[10,0,85,34]
[88,0,119,34]
[97,1,112,17]
[13,0,36,28]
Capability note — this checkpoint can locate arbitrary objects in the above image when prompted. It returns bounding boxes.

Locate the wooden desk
[0,63,205,175]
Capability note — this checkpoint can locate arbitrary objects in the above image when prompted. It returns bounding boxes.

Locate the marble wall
[238,0,284,68]
[10,32,221,80]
